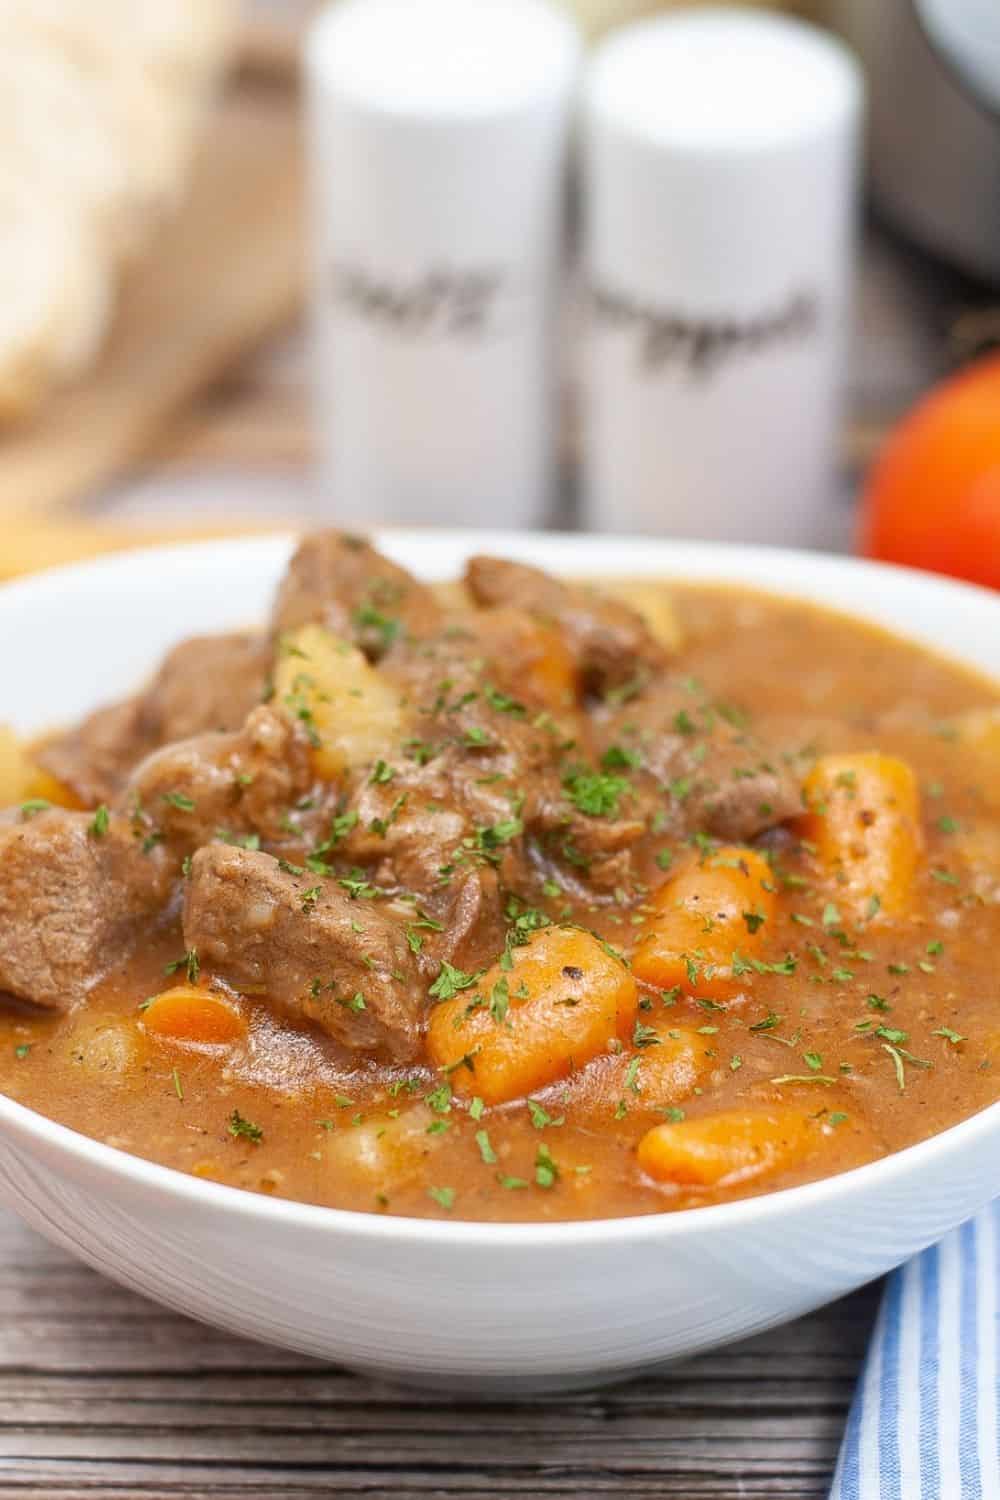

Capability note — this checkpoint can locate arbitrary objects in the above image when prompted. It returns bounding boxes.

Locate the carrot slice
[426,927,637,1105]
[141,987,245,1045]
[796,752,921,917]
[632,846,777,998]
[637,1107,815,1188]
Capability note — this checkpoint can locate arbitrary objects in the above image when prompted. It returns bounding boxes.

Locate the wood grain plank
[0,1206,873,1499]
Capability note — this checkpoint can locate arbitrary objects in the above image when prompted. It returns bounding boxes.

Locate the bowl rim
[2,527,999,1249]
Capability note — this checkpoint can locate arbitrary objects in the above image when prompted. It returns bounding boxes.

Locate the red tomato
[857,354,1000,589]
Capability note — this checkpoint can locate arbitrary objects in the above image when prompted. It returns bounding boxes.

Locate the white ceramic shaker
[581,7,863,545]
[306,0,581,528]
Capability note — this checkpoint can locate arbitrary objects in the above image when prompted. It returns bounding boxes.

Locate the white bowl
[1,531,998,1394]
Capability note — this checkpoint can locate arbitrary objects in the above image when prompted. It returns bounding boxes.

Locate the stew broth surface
[2,583,999,1221]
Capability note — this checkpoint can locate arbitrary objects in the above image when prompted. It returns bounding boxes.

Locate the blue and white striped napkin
[830,1202,1000,1499]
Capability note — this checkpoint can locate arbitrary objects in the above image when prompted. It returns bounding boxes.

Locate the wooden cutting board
[0,77,304,526]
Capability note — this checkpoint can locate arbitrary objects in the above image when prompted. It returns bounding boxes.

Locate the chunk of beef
[36,631,271,808]
[465,555,668,696]
[183,845,423,1061]
[597,694,802,845]
[0,808,171,1010]
[35,699,147,810]
[323,602,561,895]
[690,750,801,842]
[126,706,328,864]
[420,866,507,974]
[522,772,657,896]
[136,631,270,743]
[272,531,443,658]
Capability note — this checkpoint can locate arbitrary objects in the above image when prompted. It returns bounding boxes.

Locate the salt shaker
[581,8,863,545]
[306,0,581,528]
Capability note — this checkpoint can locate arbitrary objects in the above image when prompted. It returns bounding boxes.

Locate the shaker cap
[587,6,862,155]
[308,0,581,121]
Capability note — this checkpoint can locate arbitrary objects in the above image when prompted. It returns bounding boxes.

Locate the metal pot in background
[829,0,1000,284]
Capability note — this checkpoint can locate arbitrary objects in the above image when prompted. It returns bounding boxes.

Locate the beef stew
[0,533,998,1222]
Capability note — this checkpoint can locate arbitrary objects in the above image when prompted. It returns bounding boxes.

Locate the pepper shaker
[306,0,581,528]
[581,7,863,545]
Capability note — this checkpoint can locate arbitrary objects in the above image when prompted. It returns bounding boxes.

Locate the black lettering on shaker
[330,263,505,339]
[589,282,819,378]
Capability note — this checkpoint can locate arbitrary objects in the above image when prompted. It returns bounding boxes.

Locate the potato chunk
[637,1107,815,1189]
[588,578,682,652]
[273,623,403,779]
[324,1105,443,1196]
[66,1013,144,1080]
[427,927,638,1105]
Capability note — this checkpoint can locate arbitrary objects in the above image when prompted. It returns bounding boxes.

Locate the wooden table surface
[0,1204,880,1498]
[1,219,996,1497]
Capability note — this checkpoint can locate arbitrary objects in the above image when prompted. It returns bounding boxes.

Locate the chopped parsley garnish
[429,961,479,1001]
[475,1130,497,1164]
[489,978,510,1025]
[771,1073,837,1085]
[14,1043,31,1060]
[632,1020,660,1049]
[370,795,407,837]
[881,1041,931,1092]
[311,810,359,864]
[427,1185,455,1211]
[300,886,322,913]
[484,685,527,716]
[563,770,629,818]
[88,804,110,838]
[472,818,522,857]
[163,791,195,812]
[425,1084,453,1114]
[338,871,379,900]
[164,948,200,984]
[353,604,401,650]
[602,744,642,771]
[534,1144,559,1189]
[228,1109,263,1143]
[527,1100,562,1129]
[218,831,260,851]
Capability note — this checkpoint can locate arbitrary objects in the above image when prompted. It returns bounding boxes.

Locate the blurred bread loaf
[0,0,238,425]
